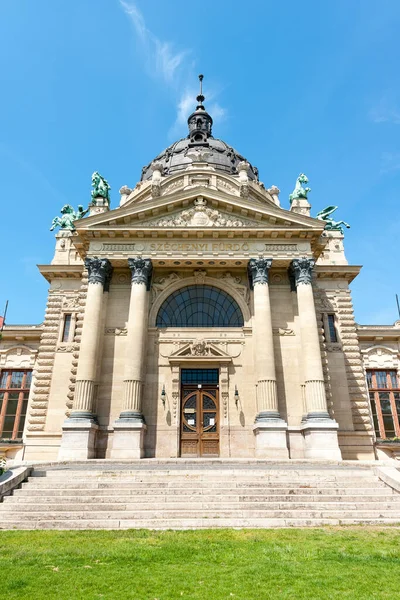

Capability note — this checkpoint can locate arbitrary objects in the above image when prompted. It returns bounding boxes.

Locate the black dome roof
[140,77,259,182]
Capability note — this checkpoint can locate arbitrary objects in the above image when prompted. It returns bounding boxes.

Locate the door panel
[180,386,219,457]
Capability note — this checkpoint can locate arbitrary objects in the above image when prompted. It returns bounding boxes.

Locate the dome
[140,76,259,182]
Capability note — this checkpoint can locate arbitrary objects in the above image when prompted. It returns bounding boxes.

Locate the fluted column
[249,258,288,458]
[290,257,341,460]
[70,257,113,419]
[119,257,153,422]
[248,258,281,420]
[290,258,330,419]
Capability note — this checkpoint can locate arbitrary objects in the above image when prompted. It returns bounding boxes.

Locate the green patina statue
[50,204,88,231]
[316,206,350,233]
[289,173,311,203]
[91,171,110,203]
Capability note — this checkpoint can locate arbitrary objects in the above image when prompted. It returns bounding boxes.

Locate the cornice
[315,265,362,283]
[357,323,400,340]
[37,264,84,282]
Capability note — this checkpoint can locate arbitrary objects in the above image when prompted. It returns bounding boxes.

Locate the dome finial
[196,74,205,107]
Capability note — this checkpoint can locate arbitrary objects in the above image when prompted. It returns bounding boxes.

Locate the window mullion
[11,391,24,440]
[389,390,400,437]
[375,391,386,438]
[0,391,8,435]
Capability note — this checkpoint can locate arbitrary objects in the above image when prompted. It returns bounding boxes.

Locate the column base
[58,419,98,460]
[110,421,147,459]
[253,421,289,458]
[117,411,145,423]
[300,419,342,460]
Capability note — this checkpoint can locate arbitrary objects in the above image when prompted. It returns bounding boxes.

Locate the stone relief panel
[151,272,183,301]
[217,272,250,304]
[0,346,37,368]
[146,198,262,228]
[362,346,399,370]
[159,338,243,360]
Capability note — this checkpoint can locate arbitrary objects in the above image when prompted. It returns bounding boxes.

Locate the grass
[1,528,400,599]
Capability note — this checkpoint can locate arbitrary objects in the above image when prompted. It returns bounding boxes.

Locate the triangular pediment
[168,340,232,362]
[75,187,325,234]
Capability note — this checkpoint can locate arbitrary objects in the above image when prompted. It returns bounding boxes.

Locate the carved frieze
[147,198,259,228]
[272,328,295,336]
[218,272,250,303]
[62,296,80,310]
[151,272,182,301]
[105,328,128,336]
[193,269,207,283]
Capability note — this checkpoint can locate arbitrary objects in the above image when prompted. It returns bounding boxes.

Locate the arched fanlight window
[156,285,244,328]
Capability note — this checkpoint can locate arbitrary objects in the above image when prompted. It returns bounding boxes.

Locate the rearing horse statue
[289,173,311,203]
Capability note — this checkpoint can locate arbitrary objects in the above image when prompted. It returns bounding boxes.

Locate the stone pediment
[168,340,232,362]
[145,198,262,228]
[76,191,325,234]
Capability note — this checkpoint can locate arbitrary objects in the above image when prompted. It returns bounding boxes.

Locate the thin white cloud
[119,1,227,137]
[370,94,400,125]
[380,152,400,173]
[119,0,187,84]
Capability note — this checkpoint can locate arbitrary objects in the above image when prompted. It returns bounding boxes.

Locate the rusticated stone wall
[27,292,63,431]
[66,273,88,416]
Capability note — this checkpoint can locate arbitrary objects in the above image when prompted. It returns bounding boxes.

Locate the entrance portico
[22,83,374,464]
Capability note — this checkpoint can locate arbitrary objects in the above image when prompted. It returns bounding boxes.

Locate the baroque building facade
[1,89,400,462]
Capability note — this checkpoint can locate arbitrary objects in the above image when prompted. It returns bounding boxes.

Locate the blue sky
[1,0,399,325]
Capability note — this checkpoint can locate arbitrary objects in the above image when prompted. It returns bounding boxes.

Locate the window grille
[156,285,244,328]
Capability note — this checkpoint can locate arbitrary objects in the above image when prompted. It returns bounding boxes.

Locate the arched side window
[156,285,244,328]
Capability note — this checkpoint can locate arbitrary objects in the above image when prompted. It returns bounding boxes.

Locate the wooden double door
[180,385,219,457]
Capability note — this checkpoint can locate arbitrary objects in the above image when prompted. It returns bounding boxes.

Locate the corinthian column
[248,258,288,458]
[111,257,152,459]
[290,258,341,459]
[59,257,112,459]
[71,257,113,418]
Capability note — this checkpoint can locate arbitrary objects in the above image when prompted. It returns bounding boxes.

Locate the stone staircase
[1,462,400,529]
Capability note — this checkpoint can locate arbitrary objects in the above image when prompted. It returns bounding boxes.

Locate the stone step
[1,509,400,520]
[2,501,400,512]
[6,492,398,503]
[3,517,400,530]
[13,486,394,497]
[31,469,375,478]
[22,479,387,489]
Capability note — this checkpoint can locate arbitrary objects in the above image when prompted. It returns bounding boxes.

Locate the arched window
[156,285,244,328]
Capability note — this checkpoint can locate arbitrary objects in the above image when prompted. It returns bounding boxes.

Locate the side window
[323,313,338,343]
[367,370,400,439]
[0,370,32,440]
[61,314,72,342]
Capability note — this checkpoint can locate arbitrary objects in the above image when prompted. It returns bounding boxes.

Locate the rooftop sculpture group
[50,172,110,231]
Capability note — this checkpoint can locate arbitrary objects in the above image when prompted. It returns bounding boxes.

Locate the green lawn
[1,528,400,599]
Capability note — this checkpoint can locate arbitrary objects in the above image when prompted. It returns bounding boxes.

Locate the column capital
[84,257,113,290]
[248,258,272,289]
[289,257,315,288]
[128,257,153,290]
